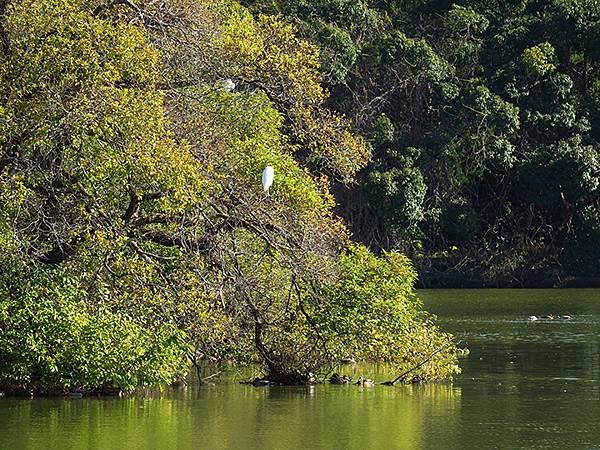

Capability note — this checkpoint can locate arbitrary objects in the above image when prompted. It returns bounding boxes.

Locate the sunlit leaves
[0,0,459,390]
[521,42,557,77]
[310,244,460,381]
[209,0,370,181]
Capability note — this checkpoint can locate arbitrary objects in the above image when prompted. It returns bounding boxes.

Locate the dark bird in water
[251,378,270,387]
[330,373,352,385]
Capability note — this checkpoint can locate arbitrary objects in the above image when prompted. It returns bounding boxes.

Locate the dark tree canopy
[244,0,600,286]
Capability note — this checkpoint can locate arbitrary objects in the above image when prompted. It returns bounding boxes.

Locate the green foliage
[212,0,370,181]
[440,197,481,246]
[371,114,395,145]
[0,0,459,391]
[366,157,426,241]
[0,265,187,392]
[245,0,600,283]
[563,206,600,275]
[382,32,455,83]
[517,137,599,208]
[442,5,489,70]
[245,0,379,85]
[312,245,459,380]
[521,42,557,77]
[311,20,358,85]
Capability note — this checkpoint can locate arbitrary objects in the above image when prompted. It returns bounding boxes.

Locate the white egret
[222,78,236,92]
[262,165,274,194]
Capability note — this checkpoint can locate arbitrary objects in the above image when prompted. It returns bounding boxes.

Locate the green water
[2,289,600,449]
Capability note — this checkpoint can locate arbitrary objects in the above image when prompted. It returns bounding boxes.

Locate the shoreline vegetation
[3,0,597,396]
[0,0,459,396]
[1,343,470,397]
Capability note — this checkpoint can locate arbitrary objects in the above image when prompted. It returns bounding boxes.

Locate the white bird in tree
[262,165,274,195]
[222,78,235,92]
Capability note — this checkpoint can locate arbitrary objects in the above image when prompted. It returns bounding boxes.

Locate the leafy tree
[312,245,459,381]
[0,0,458,391]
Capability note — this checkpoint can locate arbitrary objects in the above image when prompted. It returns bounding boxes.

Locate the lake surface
[2,289,600,449]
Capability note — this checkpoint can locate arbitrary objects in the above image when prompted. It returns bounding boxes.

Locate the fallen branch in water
[381,339,456,386]
[201,371,223,382]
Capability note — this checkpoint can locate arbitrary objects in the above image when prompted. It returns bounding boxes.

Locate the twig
[382,340,455,386]
[201,371,223,382]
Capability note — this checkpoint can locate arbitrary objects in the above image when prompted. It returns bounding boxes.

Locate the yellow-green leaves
[187,89,330,215]
[521,42,557,77]
[206,0,369,181]
[1,0,208,228]
[0,0,458,390]
[311,244,460,381]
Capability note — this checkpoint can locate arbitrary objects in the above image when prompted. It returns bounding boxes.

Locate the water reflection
[3,289,600,449]
[422,289,600,448]
[1,380,462,449]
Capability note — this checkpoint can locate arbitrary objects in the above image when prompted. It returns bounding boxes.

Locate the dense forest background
[245,0,600,287]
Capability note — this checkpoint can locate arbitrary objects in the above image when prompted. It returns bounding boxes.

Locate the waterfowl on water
[68,389,85,398]
[355,377,374,387]
[330,373,352,385]
[251,378,270,387]
[559,315,572,320]
[528,314,563,321]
